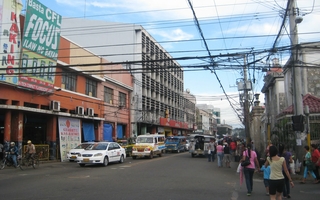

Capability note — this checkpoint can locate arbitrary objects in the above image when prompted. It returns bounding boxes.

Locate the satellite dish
[186,88,190,93]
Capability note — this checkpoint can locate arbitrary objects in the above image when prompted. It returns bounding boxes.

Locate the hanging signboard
[0,0,23,85]
[19,0,61,93]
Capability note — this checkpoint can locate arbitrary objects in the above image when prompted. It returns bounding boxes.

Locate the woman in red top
[311,144,320,181]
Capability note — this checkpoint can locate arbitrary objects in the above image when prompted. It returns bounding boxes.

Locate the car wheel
[159,152,162,157]
[177,149,180,153]
[132,156,137,159]
[191,153,195,157]
[149,152,153,159]
[79,164,85,167]
[103,156,109,166]
[119,155,124,163]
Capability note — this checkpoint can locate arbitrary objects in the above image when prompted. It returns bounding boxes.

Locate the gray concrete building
[61,18,195,136]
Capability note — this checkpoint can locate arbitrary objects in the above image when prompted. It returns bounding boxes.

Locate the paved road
[0,152,319,200]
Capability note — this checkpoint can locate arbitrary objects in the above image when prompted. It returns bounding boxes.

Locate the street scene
[0,152,319,200]
[1,1,320,200]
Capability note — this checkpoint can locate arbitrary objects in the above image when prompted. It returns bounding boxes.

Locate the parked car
[66,142,94,162]
[77,142,126,167]
[117,137,136,157]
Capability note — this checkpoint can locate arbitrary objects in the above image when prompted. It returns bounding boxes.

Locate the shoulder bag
[241,151,251,167]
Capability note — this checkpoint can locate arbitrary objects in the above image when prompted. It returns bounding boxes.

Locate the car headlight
[94,153,103,157]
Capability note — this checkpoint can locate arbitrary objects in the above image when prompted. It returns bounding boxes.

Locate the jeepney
[117,137,136,157]
[131,134,166,159]
[165,136,187,153]
[189,134,215,157]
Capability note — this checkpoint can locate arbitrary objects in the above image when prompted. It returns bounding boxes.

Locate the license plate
[71,156,76,159]
[83,158,89,162]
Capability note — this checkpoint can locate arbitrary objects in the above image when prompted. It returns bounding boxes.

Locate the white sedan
[67,142,94,162]
[77,142,126,167]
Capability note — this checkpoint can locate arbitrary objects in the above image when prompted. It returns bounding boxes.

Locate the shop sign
[0,0,23,85]
[19,0,62,93]
[159,117,189,129]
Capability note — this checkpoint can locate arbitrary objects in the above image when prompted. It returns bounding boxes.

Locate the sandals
[300,181,306,184]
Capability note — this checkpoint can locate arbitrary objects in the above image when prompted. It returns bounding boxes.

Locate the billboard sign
[0,0,23,85]
[19,0,61,93]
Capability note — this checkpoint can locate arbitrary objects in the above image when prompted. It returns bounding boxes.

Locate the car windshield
[75,143,93,149]
[137,137,153,143]
[166,138,178,143]
[91,143,108,150]
[118,141,128,145]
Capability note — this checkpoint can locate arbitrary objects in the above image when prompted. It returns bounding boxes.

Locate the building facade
[61,18,196,137]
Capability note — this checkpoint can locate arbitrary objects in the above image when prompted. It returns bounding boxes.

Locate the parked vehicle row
[64,134,213,167]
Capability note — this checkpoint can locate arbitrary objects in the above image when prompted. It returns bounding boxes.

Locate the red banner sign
[159,118,189,129]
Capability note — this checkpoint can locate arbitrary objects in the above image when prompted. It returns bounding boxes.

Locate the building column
[47,115,57,160]
[4,110,11,142]
[11,111,23,152]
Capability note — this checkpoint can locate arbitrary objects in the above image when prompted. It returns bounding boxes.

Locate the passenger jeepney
[117,137,136,157]
[131,134,166,159]
[189,134,215,157]
[165,136,187,153]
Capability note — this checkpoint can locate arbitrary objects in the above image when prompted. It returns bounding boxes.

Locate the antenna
[84,0,86,18]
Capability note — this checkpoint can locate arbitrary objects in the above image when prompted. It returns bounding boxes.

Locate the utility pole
[243,55,251,145]
[290,0,303,116]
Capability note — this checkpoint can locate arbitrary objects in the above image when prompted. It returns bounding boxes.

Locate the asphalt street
[0,152,319,200]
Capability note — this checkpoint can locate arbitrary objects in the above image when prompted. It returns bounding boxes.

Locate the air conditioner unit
[76,106,84,115]
[87,108,94,117]
[50,100,60,112]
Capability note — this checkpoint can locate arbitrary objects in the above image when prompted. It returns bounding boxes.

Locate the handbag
[241,151,251,167]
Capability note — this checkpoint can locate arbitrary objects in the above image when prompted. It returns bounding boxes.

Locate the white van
[132,134,166,159]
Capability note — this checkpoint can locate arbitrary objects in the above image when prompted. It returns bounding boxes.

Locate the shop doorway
[23,114,47,144]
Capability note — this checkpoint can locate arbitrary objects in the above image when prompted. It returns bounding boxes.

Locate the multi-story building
[61,18,196,136]
[0,1,132,160]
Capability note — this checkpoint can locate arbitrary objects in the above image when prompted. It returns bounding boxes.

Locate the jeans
[208,152,215,162]
[282,172,290,197]
[8,154,18,167]
[244,168,255,193]
[303,166,316,179]
[217,152,224,167]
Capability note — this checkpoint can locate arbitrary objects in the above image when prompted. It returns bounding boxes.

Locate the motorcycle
[0,152,22,170]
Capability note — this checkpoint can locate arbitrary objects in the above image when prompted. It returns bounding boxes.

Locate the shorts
[269,179,284,195]
[263,179,269,187]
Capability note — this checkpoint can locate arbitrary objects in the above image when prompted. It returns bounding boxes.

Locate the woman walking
[301,145,319,184]
[216,141,224,168]
[240,143,260,196]
[278,144,293,198]
[265,146,294,200]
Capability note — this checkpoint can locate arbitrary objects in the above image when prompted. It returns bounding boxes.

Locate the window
[119,92,126,107]
[86,78,97,97]
[104,87,113,104]
[62,70,77,91]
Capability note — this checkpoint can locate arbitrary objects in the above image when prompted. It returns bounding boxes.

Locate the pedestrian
[207,138,216,162]
[216,141,224,168]
[265,145,294,200]
[278,144,293,198]
[311,144,320,181]
[229,140,237,157]
[240,143,260,196]
[301,145,319,184]
[223,143,231,168]
[0,142,3,160]
[260,163,271,196]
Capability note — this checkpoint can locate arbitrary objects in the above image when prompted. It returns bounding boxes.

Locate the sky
[25,0,320,128]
